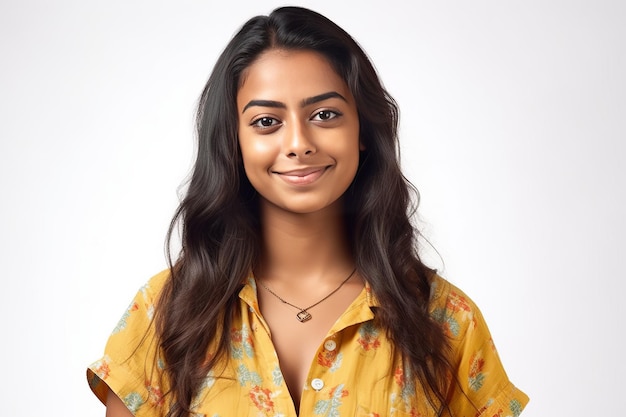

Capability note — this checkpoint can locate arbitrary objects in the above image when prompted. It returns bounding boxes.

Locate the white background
[1,0,624,416]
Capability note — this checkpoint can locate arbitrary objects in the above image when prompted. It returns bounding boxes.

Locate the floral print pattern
[357,321,381,351]
[314,384,349,417]
[231,324,255,359]
[469,350,487,392]
[87,270,528,416]
[249,385,275,414]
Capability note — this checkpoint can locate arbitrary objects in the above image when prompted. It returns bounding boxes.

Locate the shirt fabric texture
[87,270,529,416]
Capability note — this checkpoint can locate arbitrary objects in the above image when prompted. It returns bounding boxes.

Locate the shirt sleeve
[86,270,171,416]
[430,278,529,417]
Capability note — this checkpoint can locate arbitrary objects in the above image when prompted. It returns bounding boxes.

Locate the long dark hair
[155,6,451,416]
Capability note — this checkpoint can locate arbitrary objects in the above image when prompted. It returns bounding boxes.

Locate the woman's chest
[192,320,431,417]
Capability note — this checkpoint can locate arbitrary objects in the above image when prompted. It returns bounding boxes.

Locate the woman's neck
[256,200,354,285]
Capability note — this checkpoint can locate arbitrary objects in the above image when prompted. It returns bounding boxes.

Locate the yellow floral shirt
[87,270,528,416]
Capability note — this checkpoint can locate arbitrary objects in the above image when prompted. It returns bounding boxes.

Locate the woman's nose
[283,120,316,158]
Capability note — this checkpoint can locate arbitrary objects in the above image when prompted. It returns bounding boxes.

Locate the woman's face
[237,49,361,216]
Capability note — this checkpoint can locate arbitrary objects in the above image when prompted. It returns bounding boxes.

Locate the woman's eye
[312,110,340,121]
[251,117,280,128]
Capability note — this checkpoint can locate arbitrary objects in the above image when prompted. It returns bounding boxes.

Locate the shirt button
[323,340,337,351]
[311,378,324,391]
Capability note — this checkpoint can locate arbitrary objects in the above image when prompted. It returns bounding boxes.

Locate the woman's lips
[273,166,329,185]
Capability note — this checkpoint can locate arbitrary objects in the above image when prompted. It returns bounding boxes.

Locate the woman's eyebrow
[242,100,286,113]
[241,91,347,113]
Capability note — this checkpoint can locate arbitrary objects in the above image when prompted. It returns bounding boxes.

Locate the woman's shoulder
[428,273,475,308]
[110,269,171,332]
[127,268,171,303]
[428,274,486,341]
[428,274,530,415]
[143,268,171,295]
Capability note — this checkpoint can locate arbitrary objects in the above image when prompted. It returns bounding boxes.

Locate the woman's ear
[359,141,366,151]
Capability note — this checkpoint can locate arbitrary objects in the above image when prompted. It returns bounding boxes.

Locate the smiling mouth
[273,166,330,185]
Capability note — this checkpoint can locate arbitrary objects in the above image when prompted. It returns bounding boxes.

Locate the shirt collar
[238,275,380,332]
[363,280,381,308]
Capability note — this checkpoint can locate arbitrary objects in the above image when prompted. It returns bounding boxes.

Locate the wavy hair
[155,6,452,416]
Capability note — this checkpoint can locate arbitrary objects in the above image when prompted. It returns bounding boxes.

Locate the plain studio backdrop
[1,0,624,415]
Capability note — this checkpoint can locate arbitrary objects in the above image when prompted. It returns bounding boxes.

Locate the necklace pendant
[296,310,312,322]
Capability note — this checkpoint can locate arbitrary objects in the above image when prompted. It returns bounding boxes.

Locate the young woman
[88,6,528,417]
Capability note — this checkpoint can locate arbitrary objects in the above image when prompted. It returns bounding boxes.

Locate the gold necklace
[257,268,357,323]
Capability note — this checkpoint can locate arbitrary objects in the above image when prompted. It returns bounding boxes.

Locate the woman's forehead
[237,49,352,107]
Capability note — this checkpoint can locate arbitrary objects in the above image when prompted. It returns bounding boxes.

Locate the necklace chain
[257,268,357,323]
